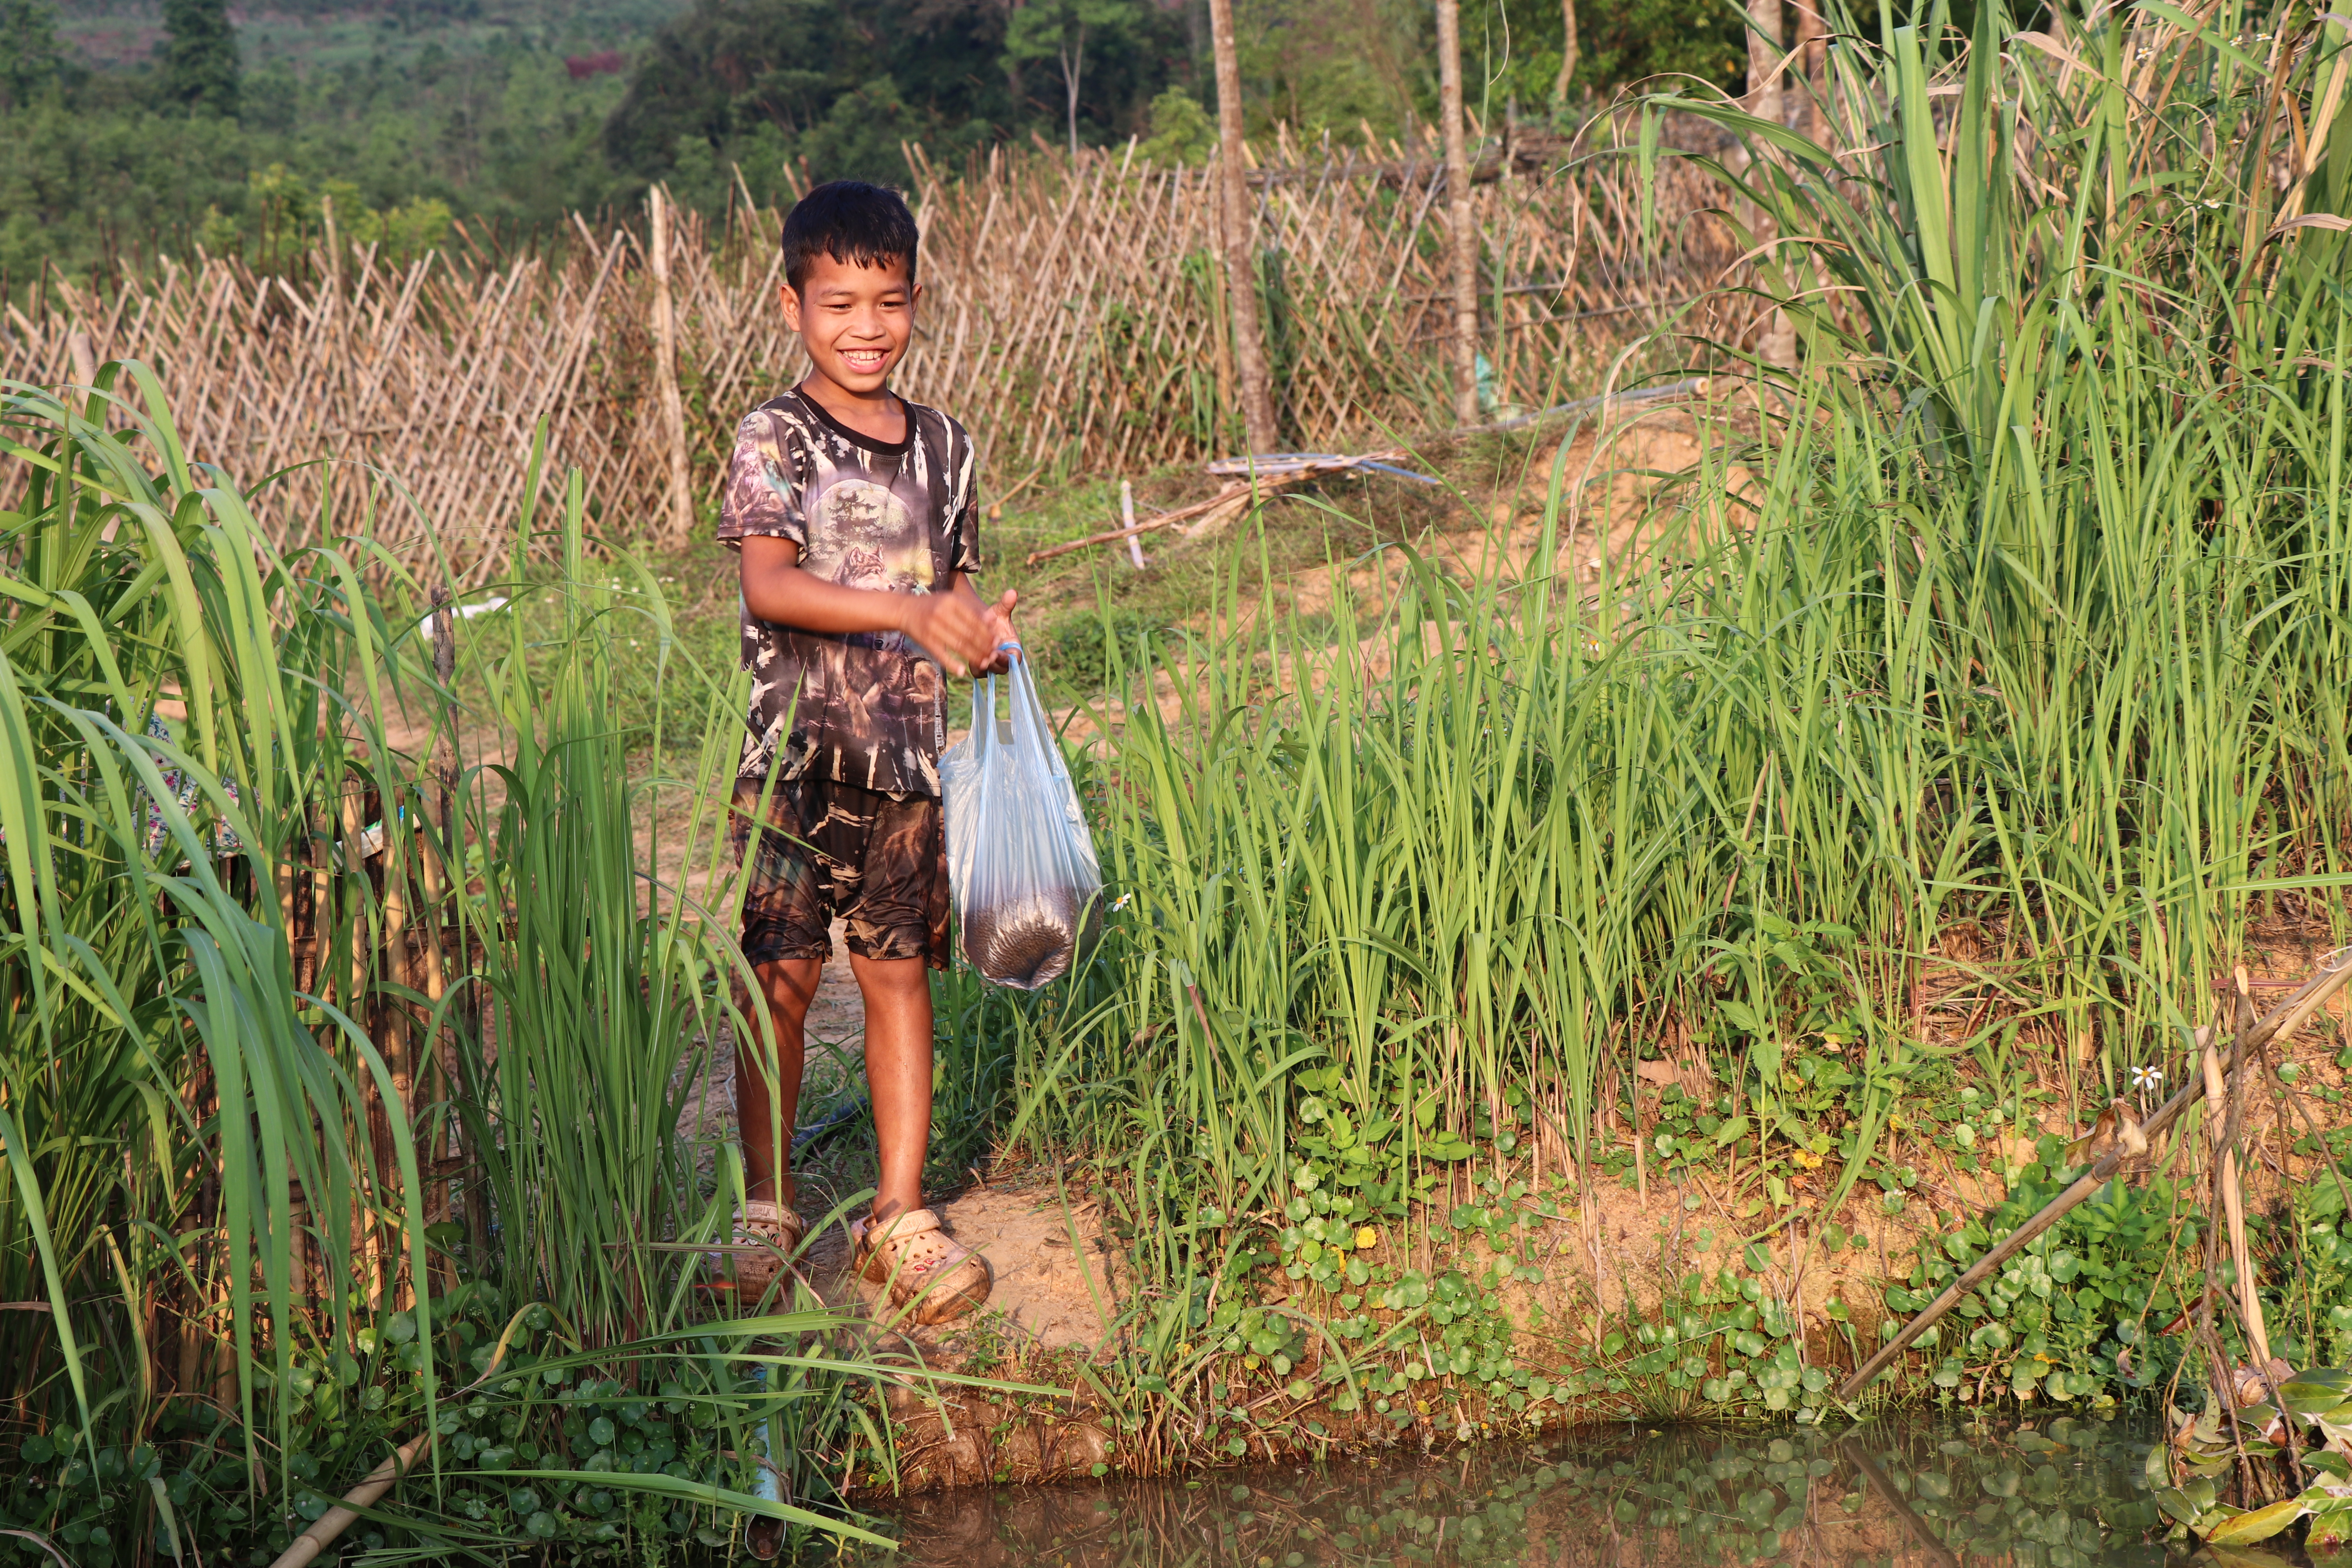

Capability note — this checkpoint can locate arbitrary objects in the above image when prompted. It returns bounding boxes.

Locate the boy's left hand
[978,590,1020,675]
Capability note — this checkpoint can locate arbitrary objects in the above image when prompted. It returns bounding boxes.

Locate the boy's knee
[752,956,822,1009]
[851,954,931,997]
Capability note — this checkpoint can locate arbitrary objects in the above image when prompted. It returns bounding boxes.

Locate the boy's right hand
[899,593,1000,678]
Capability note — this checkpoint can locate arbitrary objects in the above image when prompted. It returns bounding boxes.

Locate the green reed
[0,378,914,1557]
[989,0,2352,1337]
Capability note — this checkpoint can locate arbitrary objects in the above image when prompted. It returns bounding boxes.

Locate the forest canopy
[0,0,1748,284]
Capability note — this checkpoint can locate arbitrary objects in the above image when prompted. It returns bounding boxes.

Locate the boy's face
[780,252,919,398]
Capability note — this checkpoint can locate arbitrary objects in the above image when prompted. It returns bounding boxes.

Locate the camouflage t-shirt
[717,387,982,797]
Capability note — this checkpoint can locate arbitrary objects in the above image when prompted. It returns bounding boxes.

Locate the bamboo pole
[1025,450,1406,564]
[1025,482,1257,565]
[1791,0,1828,144]
[1746,0,1784,121]
[1835,952,2352,1403]
[1436,0,1481,426]
[2208,968,2274,1366]
[648,185,694,548]
[267,1430,434,1568]
[1842,1439,1962,1568]
[321,196,347,553]
[65,328,96,393]
[1207,0,1279,454]
[1746,0,1797,369]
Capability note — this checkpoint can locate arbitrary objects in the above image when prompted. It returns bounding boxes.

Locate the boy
[716,180,1014,1324]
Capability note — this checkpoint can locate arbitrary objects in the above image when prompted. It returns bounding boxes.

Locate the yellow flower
[1356,1226,1380,1250]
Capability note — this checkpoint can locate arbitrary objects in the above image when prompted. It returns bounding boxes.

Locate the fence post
[648,185,694,547]
[65,328,96,394]
[321,193,345,542]
[1207,0,1278,456]
[1746,0,1798,369]
[1791,0,1828,143]
[1437,0,1481,427]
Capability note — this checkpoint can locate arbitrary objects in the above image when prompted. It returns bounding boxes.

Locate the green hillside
[0,0,1741,287]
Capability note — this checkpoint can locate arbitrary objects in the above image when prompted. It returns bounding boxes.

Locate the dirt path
[670,921,1134,1360]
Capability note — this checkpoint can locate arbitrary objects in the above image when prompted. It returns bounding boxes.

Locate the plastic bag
[940,648,1102,989]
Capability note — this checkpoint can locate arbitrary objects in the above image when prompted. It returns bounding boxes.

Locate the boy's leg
[730,775,835,1217]
[837,786,959,1227]
[839,789,988,1321]
[736,958,822,1208]
[846,953,932,1223]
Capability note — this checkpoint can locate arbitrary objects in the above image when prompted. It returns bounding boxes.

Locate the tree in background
[604,0,1188,191]
[160,0,239,116]
[1002,0,1149,157]
[604,0,1037,189]
[1136,85,1216,164]
[0,0,60,111]
[197,163,453,268]
[1218,0,1741,145]
[1234,0,1423,140]
[1550,0,1577,107]
[1461,0,1744,118]
[1436,0,1477,425]
[0,0,1767,286]
[1553,0,1744,98]
[1207,0,1277,453]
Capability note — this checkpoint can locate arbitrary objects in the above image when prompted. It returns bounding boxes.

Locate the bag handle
[1001,645,1069,781]
[965,664,998,762]
[960,645,1062,778]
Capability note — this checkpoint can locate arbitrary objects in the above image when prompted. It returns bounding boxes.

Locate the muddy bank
[670,920,2352,1499]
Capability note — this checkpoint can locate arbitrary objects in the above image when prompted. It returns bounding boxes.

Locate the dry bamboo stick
[1842,1439,1962,1568]
[267,1429,434,1568]
[1025,482,1258,564]
[2209,969,2275,1366]
[1836,951,2352,1403]
[648,186,693,546]
[1436,0,1481,426]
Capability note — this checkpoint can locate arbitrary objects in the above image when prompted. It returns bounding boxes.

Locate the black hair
[780,180,920,294]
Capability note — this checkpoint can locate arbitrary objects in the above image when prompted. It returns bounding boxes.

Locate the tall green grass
[991,0,2352,1364]
[0,376,919,1557]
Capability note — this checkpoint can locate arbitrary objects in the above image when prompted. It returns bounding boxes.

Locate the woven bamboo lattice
[0,127,1752,581]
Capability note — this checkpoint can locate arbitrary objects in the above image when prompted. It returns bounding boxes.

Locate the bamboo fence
[0,125,1750,581]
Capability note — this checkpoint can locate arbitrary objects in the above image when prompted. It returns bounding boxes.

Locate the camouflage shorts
[731,775,949,969]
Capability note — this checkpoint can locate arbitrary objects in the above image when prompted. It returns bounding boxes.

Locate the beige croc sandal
[851,1208,991,1325]
[719,1200,806,1293]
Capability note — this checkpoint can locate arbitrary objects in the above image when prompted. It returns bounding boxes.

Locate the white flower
[2131,1064,2163,1093]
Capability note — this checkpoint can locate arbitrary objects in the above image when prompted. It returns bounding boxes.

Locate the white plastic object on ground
[419,596,509,639]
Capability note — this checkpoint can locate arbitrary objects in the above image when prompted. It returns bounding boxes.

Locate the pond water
[856,1416,2182,1566]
